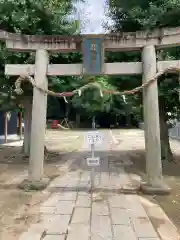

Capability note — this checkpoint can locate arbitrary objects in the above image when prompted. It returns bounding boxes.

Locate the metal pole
[179,72,180,101]
[4,112,8,143]
[92,116,96,129]
[90,142,95,188]
[91,116,96,189]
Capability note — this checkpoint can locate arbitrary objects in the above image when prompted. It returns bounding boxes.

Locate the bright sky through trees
[74,0,111,33]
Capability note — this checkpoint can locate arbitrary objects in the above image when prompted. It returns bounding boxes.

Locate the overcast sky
[74,0,110,34]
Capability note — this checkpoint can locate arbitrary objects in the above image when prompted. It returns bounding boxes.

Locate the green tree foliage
[108,0,180,161]
[0,0,82,111]
[0,0,119,125]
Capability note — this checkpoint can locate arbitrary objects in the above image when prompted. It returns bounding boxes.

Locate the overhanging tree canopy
[107,0,180,161]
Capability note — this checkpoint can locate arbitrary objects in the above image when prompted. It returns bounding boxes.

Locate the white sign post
[85,131,103,146]
[85,131,103,188]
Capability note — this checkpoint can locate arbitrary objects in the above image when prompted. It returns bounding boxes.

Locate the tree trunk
[4,112,8,143]
[159,98,174,162]
[23,97,32,156]
[126,114,131,127]
[76,113,80,127]
[17,112,23,140]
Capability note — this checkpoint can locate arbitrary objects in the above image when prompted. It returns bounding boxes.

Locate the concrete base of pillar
[140,182,171,195]
[18,178,49,191]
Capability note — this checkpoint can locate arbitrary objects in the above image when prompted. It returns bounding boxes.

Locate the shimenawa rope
[14,67,180,98]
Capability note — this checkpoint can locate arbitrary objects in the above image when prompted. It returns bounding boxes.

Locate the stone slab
[18,130,174,240]
[108,194,130,208]
[56,201,75,215]
[71,207,91,224]
[19,232,42,240]
[108,173,121,189]
[76,195,91,207]
[99,172,110,188]
[116,172,132,186]
[142,202,180,240]
[138,238,160,240]
[58,192,77,201]
[40,206,56,214]
[126,195,149,217]
[42,194,61,207]
[80,172,91,181]
[78,191,91,197]
[111,208,131,225]
[67,224,90,240]
[113,225,137,240]
[91,237,112,240]
[65,180,79,188]
[92,202,109,216]
[45,215,70,235]
[44,235,66,240]
[131,217,158,238]
[91,216,113,239]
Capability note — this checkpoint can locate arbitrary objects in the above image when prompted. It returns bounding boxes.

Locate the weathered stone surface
[138,238,160,240]
[66,181,79,188]
[18,130,178,240]
[108,194,129,208]
[113,225,137,240]
[18,178,49,191]
[99,172,110,188]
[58,192,77,201]
[132,217,158,238]
[78,191,91,197]
[142,45,170,192]
[5,26,180,52]
[111,208,131,225]
[126,195,149,218]
[56,201,75,215]
[40,206,56,214]
[80,172,91,181]
[71,207,91,224]
[19,232,42,240]
[45,215,70,235]
[91,236,111,240]
[42,194,61,207]
[141,183,171,195]
[67,224,90,240]
[91,216,112,239]
[108,173,121,189]
[49,181,67,188]
[76,195,91,207]
[49,172,80,189]
[44,235,66,240]
[117,172,132,185]
[92,202,109,216]
[143,202,180,240]
[77,182,89,189]
[28,49,49,182]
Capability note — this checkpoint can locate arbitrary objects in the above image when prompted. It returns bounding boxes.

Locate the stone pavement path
[19,130,162,240]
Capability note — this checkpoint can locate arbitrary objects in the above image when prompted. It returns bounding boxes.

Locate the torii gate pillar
[28,49,49,187]
[141,45,170,194]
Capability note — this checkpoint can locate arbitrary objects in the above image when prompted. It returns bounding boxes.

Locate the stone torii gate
[3,27,180,193]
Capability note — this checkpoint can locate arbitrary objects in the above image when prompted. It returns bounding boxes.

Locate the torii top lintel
[1,26,180,52]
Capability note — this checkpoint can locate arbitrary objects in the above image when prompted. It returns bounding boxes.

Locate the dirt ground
[0,130,83,240]
[1,129,180,239]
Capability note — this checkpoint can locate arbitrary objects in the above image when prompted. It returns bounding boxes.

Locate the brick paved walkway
[19,130,165,240]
